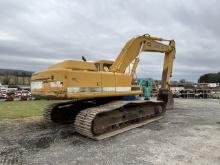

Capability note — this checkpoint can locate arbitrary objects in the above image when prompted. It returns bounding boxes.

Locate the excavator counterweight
[31,34,176,140]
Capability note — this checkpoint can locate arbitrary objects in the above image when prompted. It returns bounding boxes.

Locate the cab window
[103,64,112,72]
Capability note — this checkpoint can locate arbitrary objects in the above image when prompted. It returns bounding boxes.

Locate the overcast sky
[0,0,219,82]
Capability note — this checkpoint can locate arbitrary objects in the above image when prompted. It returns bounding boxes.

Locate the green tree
[198,72,220,83]
[2,76,10,85]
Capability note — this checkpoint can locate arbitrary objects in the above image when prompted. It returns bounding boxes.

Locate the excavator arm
[110,34,176,89]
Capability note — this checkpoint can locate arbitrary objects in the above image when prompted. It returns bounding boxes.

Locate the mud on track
[0,99,220,165]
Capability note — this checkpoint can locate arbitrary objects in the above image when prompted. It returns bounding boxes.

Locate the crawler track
[43,99,165,139]
[43,100,99,124]
[74,100,165,140]
[43,97,121,124]
[43,100,83,124]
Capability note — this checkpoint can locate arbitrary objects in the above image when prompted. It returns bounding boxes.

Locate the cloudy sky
[0,0,219,82]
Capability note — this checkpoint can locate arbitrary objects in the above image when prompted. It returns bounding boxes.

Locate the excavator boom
[111,34,175,89]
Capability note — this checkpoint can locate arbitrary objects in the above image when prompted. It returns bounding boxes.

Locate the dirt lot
[0,99,220,165]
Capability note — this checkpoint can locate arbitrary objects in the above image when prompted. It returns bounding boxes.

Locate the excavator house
[31,34,176,140]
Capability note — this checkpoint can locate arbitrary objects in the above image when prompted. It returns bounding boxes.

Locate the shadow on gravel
[0,119,77,164]
[18,122,77,151]
[138,121,166,131]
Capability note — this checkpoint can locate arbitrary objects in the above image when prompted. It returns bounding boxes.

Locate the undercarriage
[42,93,170,140]
[75,100,165,140]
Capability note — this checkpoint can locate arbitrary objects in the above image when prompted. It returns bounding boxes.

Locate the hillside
[0,69,33,85]
[198,72,220,83]
[0,69,33,77]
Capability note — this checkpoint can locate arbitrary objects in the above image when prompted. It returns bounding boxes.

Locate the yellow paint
[31,34,175,99]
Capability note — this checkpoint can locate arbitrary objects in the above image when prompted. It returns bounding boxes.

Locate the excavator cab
[94,60,113,71]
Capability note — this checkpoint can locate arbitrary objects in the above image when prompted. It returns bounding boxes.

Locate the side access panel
[101,72,116,93]
[115,73,132,92]
[66,70,102,96]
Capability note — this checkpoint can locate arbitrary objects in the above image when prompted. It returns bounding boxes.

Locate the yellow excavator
[31,34,175,140]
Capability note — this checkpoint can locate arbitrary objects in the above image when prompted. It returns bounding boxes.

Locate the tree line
[0,69,32,85]
[198,72,220,83]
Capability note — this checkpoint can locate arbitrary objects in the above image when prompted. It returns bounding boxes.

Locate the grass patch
[0,100,59,119]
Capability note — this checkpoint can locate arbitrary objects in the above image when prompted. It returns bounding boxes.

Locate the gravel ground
[0,99,220,165]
